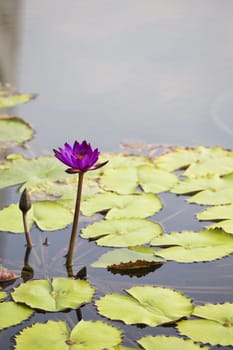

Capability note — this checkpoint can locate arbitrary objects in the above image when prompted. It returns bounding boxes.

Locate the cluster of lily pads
[0,85,233,349]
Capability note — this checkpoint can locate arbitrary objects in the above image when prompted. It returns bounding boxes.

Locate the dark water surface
[1,1,233,349]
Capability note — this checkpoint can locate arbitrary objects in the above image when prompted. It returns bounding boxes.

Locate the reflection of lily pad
[0,116,35,144]
[177,303,233,346]
[138,335,209,350]
[12,278,95,311]
[0,302,33,330]
[96,286,192,326]
[151,229,233,262]
[81,218,163,247]
[15,320,122,350]
[81,192,162,219]
[100,165,177,194]
[156,146,233,177]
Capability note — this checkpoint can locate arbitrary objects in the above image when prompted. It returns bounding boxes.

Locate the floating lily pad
[0,302,33,330]
[0,201,73,233]
[138,335,209,350]
[81,218,163,247]
[96,286,192,326]
[197,204,233,233]
[156,146,233,177]
[177,303,233,346]
[15,320,122,350]
[11,277,95,311]
[151,229,233,262]
[91,246,162,267]
[0,155,68,191]
[0,84,37,108]
[102,153,150,169]
[100,165,177,194]
[0,291,7,301]
[0,116,35,145]
[81,192,162,219]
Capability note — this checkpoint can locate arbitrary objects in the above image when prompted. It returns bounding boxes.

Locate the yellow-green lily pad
[81,218,163,247]
[15,320,122,350]
[11,277,95,312]
[0,302,33,330]
[0,116,35,144]
[177,303,233,346]
[81,192,162,219]
[96,286,192,326]
[138,335,209,350]
[151,229,233,262]
[0,84,37,108]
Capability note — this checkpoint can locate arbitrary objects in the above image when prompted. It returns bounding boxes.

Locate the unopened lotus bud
[19,188,31,214]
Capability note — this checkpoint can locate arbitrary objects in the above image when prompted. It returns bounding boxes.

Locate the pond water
[1,1,233,349]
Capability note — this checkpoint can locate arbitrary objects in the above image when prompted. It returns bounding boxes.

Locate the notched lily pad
[0,115,35,145]
[138,335,209,350]
[11,277,95,311]
[0,84,37,108]
[81,218,163,247]
[177,303,233,346]
[99,164,178,194]
[81,192,162,219]
[15,319,122,350]
[104,246,164,277]
[197,204,233,233]
[156,146,233,177]
[0,201,74,233]
[0,302,33,330]
[96,286,192,326]
[151,229,233,262]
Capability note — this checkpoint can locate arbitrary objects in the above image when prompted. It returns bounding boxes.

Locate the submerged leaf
[11,278,95,311]
[81,218,163,247]
[15,320,122,350]
[0,302,33,330]
[81,192,162,219]
[177,303,233,346]
[96,286,192,326]
[138,335,209,350]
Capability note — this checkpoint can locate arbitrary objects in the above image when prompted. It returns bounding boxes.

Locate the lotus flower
[53,140,107,173]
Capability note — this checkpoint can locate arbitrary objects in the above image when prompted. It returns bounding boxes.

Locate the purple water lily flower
[54,140,107,173]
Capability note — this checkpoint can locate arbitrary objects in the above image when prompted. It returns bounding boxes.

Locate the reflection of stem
[21,247,34,282]
[66,172,84,268]
[22,212,33,248]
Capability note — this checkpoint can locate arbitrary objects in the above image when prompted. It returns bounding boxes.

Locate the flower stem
[22,212,33,248]
[66,172,84,268]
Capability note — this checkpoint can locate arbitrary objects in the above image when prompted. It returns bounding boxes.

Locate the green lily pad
[0,291,7,301]
[0,116,35,144]
[101,153,150,169]
[91,246,164,268]
[138,335,209,350]
[96,286,192,326]
[81,218,163,247]
[81,192,162,219]
[0,84,37,108]
[197,204,233,233]
[11,277,95,311]
[0,201,73,233]
[0,302,33,330]
[177,303,233,346]
[15,320,122,350]
[100,165,177,194]
[151,229,233,262]
[0,155,68,191]
[156,146,233,177]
